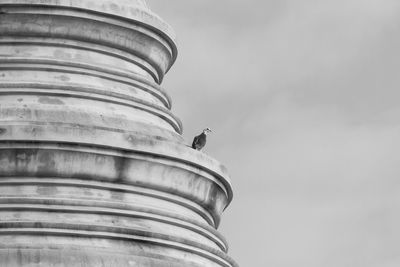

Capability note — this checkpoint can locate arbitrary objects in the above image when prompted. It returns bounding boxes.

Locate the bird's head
[203,128,212,135]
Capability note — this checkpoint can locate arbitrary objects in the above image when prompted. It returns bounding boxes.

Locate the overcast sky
[148,1,400,266]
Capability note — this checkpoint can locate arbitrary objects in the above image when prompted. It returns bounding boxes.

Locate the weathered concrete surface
[0,0,237,266]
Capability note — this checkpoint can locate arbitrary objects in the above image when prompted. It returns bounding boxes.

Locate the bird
[192,128,212,151]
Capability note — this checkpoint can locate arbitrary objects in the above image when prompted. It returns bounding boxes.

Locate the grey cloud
[148,0,400,266]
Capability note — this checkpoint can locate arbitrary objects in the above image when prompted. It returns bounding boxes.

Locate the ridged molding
[0,1,237,266]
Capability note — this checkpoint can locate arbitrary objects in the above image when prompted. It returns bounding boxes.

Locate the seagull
[192,128,212,151]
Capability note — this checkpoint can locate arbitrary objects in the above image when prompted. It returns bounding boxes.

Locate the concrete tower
[0,1,237,266]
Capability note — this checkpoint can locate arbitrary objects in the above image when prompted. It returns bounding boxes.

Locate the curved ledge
[0,228,237,267]
[0,62,172,109]
[0,86,183,134]
[0,220,223,250]
[0,140,233,226]
[0,177,215,225]
[0,37,162,84]
[0,0,177,43]
[0,2,178,82]
[0,127,233,205]
[0,178,231,246]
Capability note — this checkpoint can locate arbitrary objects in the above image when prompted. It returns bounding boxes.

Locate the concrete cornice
[0,128,233,209]
[0,1,237,266]
[0,0,177,42]
[0,38,173,106]
[0,1,177,83]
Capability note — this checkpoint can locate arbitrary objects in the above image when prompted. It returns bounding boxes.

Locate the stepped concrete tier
[0,1,237,266]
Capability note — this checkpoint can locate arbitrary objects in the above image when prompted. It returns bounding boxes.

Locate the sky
[148,1,400,266]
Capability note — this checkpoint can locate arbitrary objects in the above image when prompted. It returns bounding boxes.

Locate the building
[0,0,237,266]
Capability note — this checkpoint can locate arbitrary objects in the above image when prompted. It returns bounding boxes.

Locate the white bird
[192,128,212,151]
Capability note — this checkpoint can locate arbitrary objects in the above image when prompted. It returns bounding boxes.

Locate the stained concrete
[0,1,237,266]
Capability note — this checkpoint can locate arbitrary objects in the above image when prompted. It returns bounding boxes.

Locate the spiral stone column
[0,0,236,266]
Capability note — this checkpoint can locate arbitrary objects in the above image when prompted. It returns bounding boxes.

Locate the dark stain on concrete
[0,128,6,135]
[37,151,56,174]
[83,189,94,197]
[110,190,124,201]
[13,149,38,172]
[126,134,156,147]
[53,49,72,60]
[16,249,23,266]
[36,185,58,196]
[32,250,41,264]
[95,155,106,165]
[38,96,64,105]
[54,75,70,82]
[16,152,28,162]
[113,156,127,183]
